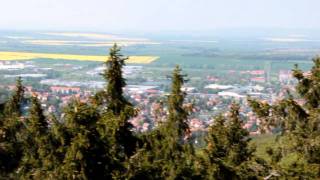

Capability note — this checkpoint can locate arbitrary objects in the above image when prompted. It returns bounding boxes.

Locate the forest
[0,44,320,179]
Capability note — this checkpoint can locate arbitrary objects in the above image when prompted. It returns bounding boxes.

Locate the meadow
[0,31,317,73]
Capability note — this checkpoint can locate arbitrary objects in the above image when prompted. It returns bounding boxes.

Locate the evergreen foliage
[97,43,132,116]
[96,44,138,169]
[0,77,25,177]
[19,96,55,179]
[0,47,319,179]
[98,44,137,157]
[125,66,198,179]
[56,100,112,179]
[248,57,320,179]
[204,104,267,179]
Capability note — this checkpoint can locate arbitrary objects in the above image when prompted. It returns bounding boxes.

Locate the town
[0,60,303,139]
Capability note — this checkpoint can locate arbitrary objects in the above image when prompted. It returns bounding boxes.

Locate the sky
[0,0,319,32]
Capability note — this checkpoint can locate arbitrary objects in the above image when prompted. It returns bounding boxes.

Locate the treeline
[0,44,320,179]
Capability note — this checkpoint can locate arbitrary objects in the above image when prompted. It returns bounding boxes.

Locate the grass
[251,134,277,161]
[0,51,158,64]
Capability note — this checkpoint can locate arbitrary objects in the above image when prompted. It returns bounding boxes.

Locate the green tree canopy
[248,57,320,178]
[0,77,25,177]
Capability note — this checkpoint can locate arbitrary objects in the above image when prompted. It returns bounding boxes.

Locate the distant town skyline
[0,0,319,32]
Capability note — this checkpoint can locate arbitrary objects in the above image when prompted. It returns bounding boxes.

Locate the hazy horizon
[1,0,320,33]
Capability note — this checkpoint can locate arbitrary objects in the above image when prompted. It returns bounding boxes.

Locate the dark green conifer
[4,77,25,116]
[102,43,132,115]
[204,115,234,179]
[204,104,265,179]
[226,104,255,166]
[0,77,25,177]
[58,100,112,179]
[126,66,197,179]
[159,66,195,178]
[166,65,190,139]
[97,44,137,158]
[19,96,54,179]
[248,57,320,178]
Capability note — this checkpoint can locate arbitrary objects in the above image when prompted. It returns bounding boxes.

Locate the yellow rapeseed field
[0,51,158,64]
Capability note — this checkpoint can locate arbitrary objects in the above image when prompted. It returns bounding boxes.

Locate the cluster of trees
[0,44,319,179]
[248,57,320,179]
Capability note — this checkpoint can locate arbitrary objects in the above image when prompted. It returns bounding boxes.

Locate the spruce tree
[48,114,72,178]
[204,104,266,179]
[126,66,197,179]
[248,57,320,178]
[58,99,112,179]
[226,104,254,166]
[19,96,54,179]
[4,77,25,116]
[204,115,234,179]
[166,65,190,139]
[159,65,195,178]
[102,43,132,115]
[97,43,137,158]
[0,77,25,177]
